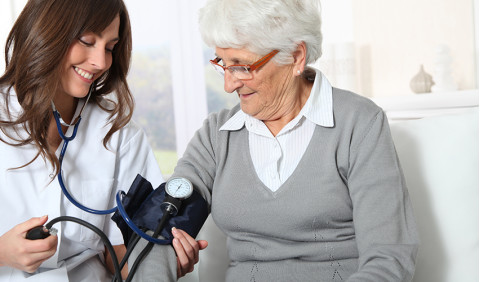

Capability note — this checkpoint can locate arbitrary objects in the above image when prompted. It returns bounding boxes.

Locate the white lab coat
[0,95,164,281]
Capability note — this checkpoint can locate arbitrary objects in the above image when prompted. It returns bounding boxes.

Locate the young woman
[0,0,201,281]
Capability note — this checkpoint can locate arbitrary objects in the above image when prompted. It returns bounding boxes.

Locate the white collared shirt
[220,68,334,192]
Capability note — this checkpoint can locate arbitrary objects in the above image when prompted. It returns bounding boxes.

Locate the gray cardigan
[171,87,419,281]
[131,87,419,282]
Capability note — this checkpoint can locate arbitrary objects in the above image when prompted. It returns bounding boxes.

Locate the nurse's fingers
[20,235,58,273]
[16,215,49,235]
[19,215,58,254]
[25,233,58,253]
[15,238,58,273]
[0,218,57,273]
[173,228,208,250]
[12,248,57,273]
[171,228,208,277]
[172,228,208,263]
[173,238,194,277]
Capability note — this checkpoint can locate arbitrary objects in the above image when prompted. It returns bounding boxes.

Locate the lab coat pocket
[78,178,115,241]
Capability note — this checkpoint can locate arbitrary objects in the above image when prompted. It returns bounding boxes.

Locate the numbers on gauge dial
[166,177,193,199]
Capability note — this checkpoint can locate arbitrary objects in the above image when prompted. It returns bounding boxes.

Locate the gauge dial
[165,177,193,199]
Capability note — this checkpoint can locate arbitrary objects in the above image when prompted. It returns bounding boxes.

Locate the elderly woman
[131,0,419,281]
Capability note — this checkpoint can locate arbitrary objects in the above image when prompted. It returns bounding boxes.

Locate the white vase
[410,65,434,94]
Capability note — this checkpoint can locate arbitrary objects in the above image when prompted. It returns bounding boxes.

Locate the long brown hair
[0,0,134,176]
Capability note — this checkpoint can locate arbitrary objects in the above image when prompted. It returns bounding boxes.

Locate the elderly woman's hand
[171,227,209,278]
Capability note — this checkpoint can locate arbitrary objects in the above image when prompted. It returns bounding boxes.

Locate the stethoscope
[51,83,171,246]
[25,83,196,281]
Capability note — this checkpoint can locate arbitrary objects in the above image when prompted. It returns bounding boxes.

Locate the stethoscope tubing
[54,110,118,215]
[53,99,171,244]
[116,191,171,245]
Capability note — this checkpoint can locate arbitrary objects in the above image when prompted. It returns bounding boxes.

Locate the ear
[292,42,307,76]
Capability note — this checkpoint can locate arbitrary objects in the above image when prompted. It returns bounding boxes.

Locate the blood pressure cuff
[111,174,209,247]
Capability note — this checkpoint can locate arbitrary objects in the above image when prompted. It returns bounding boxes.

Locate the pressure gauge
[165,177,193,199]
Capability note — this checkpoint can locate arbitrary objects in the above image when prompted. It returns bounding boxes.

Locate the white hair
[198,0,323,65]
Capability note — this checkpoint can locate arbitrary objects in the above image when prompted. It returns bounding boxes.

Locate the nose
[223,70,244,93]
[89,46,109,70]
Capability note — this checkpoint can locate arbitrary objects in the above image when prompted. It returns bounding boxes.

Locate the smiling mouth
[74,67,94,80]
[238,92,254,97]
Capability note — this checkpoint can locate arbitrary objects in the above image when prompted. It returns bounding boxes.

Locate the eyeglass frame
[209,50,279,80]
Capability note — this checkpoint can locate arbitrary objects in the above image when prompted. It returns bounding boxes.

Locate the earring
[297,70,301,75]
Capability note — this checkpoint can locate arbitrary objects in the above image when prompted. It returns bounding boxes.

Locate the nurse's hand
[0,215,58,273]
[171,227,208,278]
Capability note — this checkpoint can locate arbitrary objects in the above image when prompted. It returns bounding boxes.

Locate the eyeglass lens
[212,63,252,80]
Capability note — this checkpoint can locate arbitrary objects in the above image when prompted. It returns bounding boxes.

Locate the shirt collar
[220,67,334,131]
[220,109,248,131]
[302,68,334,127]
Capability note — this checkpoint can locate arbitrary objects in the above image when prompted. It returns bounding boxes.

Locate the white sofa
[180,91,479,282]
[390,107,478,281]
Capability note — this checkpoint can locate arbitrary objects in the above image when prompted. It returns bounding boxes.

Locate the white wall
[352,0,477,97]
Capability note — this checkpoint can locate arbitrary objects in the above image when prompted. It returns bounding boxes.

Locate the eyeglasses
[210,50,279,80]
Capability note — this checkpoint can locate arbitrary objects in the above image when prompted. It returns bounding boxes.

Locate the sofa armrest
[390,108,479,282]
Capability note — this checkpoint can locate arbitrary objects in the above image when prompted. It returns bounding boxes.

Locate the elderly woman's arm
[346,110,420,281]
[171,111,227,208]
[126,113,221,282]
